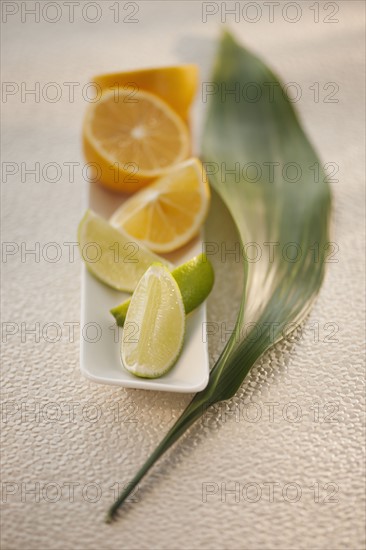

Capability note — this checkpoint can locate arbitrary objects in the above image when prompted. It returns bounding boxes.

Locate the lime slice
[111,253,214,326]
[121,264,185,378]
[78,210,172,292]
[172,253,214,313]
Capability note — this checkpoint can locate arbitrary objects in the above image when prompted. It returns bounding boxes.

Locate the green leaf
[106,31,332,522]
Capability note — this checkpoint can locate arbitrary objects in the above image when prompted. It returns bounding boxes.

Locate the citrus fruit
[111,253,214,327]
[78,210,172,292]
[121,264,185,378]
[92,64,198,121]
[109,158,210,253]
[83,89,190,193]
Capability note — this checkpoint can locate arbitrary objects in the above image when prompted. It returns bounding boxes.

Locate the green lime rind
[173,253,214,313]
[111,253,214,326]
[110,301,130,327]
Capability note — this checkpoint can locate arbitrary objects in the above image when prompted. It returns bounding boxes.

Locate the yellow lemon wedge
[92,64,198,121]
[83,89,190,193]
[110,158,210,253]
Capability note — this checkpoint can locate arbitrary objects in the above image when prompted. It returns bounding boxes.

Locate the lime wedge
[172,253,214,314]
[78,210,172,292]
[111,253,214,326]
[121,264,185,378]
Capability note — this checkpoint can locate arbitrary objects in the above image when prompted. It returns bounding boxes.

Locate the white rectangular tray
[79,182,210,392]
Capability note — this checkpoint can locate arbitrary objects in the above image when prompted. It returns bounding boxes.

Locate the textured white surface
[1,2,365,549]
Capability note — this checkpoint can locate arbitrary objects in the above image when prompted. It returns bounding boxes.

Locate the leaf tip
[220,27,236,44]
[105,512,114,525]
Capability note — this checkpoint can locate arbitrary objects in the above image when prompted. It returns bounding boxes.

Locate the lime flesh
[121,264,185,378]
[78,210,172,292]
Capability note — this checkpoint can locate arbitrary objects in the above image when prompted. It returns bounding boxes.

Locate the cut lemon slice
[121,264,185,378]
[92,64,198,121]
[110,158,210,253]
[78,210,172,292]
[83,89,190,193]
